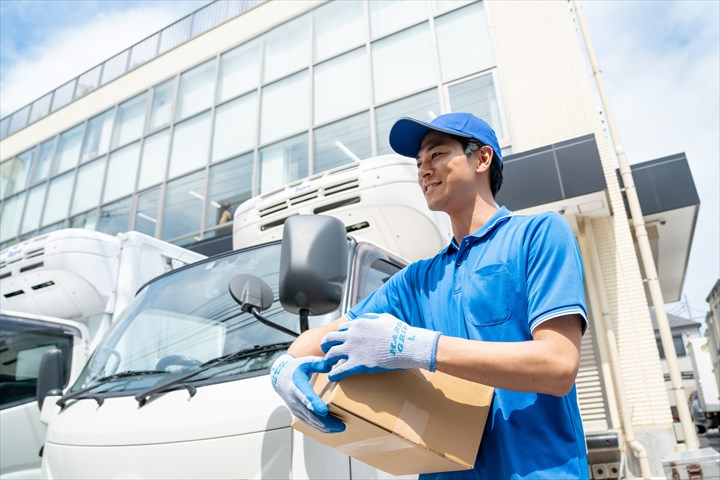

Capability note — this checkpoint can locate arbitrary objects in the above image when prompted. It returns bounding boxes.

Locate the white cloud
[0,5,189,117]
[581,1,720,315]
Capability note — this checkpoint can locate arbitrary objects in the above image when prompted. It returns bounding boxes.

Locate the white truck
[686,336,720,434]
[36,155,452,479]
[0,230,205,479]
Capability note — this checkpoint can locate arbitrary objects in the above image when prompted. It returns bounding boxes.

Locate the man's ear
[475,145,493,173]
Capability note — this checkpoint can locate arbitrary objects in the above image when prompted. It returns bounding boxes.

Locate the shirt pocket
[463,263,512,327]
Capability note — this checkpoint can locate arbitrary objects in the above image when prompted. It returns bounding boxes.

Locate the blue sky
[0,0,718,320]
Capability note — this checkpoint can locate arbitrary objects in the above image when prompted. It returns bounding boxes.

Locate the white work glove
[270,353,345,433]
[320,313,441,383]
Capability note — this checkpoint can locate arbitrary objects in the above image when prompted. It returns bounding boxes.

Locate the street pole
[572,0,700,451]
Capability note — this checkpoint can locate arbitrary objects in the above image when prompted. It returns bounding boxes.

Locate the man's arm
[288,317,347,357]
[435,314,583,396]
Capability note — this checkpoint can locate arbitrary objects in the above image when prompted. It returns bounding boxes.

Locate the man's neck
[450,199,499,244]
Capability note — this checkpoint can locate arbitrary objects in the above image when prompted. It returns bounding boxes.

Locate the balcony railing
[0,0,265,141]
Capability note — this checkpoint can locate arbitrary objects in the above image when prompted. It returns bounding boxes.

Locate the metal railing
[0,0,265,141]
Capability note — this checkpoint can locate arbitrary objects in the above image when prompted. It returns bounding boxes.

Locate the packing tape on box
[394,401,430,444]
[335,433,415,457]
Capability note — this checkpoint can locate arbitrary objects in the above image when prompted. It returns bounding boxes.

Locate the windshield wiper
[134,342,291,407]
[57,370,167,408]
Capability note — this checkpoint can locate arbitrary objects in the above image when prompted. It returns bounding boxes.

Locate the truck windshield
[70,242,339,396]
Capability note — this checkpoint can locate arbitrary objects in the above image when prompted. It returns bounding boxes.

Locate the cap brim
[389,117,472,158]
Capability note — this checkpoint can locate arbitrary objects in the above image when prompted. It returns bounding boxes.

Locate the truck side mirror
[279,215,348,331]
[36,348,64,410]
[228,274,299,338]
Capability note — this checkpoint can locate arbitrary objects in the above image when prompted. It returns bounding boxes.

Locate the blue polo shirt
[347,206,589,479]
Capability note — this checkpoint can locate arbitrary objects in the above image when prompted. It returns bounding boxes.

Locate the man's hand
[270,353,345,433]
[320,313,441,382]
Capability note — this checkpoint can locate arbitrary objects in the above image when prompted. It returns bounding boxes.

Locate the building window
[31,139,55,185]
[175,60,215,122]
[161,170,205,241]
[134,187,160,237]
[69,210,98,231]
[263,14,310,84]
[205,154,253,231]
[138,129,170,190]
[656,335,687,359]
[217,41,260,104]
[314,112,371,172]
[314,48,369,126]
[42,172,73,226]
[168,112,211,179]
[259,134,308,194]
[148,79,175,132]
[80,109,114,163]
[435,2,494,82]
[53,125,83,176]
[313,0,365,63]
[0,148,33,198]
[371,23,435,105]
[112,93,147,150]
[260,71,309,145]
[0,195,23,242]
[19,185,46,235]
[212,93,258,163]
[103,143,140,204]
[98,197,132,236]
[369,0,428,40]
[71,159,105,216]
[375,89,440,155]
[447,74,505,140]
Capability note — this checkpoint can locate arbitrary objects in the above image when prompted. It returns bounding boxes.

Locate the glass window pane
[72,159,105,215]
[1,149,34,198]
[448,74,504,139]
[258,134,307,193]
[80,109,114,163]
[263,15,310,84]
[436,2,494,82]
[169,112,211,179]
[375,89,440,155]
[148,79,175,131]
[161,171,205,240]
[314,1,365,62]
[42,172,73,225]
[139,129,170,189]
[19,185,46,234]
[98,197,131,236]
[433,0,474,15]
[260,71,309,144]
[0,195,23,242]
[175,60,215,121]
[32,139,55,184]
[369,0,428,39]
[314,49,369,125]
[372,24,435,104]
[70,210,98,231]
[314,112,371,172]
[205,154,253,231]
[53,124,84,176]
[212,93,258,163]
[112,93,147,149]
[103,143,140,203]
[134,187,160,237]
[217,41,261,103]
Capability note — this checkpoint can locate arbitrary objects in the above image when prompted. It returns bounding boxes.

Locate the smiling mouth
[424,181,441,193]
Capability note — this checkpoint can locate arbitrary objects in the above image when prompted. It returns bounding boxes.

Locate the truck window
[0,316,74,409]
[352,245,404,304]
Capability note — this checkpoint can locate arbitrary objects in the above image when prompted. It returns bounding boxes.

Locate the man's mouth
[424,181,441,193]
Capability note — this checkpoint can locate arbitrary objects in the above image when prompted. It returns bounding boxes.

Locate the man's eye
[431,152,441,159]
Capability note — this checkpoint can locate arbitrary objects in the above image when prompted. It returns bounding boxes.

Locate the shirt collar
[444,206,513,253]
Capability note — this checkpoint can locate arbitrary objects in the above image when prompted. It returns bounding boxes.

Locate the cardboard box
[292,368,494,476]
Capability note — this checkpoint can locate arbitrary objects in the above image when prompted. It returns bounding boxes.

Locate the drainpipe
[579,220,653,479]
[571,0,700,451]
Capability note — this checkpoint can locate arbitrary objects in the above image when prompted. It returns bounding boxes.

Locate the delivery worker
[270,112,589,479]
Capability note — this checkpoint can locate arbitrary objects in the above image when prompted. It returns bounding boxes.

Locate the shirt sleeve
[525,213,588,334]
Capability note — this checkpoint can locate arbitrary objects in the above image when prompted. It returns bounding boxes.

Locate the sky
[0,0,718,321]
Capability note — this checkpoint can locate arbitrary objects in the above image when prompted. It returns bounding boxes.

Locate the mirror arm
[299,309,309,333]
[248,306,299,338]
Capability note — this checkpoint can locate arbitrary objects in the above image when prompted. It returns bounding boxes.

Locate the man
[271,112,589,478]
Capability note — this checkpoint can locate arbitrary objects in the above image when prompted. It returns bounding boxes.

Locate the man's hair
[455,136,504,197]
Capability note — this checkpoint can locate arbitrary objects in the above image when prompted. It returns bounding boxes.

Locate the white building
[0,1,702,476]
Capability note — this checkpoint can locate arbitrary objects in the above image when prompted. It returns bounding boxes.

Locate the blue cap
[389,112,502,167]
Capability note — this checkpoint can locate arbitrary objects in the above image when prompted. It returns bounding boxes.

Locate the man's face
[415,130,479,215]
